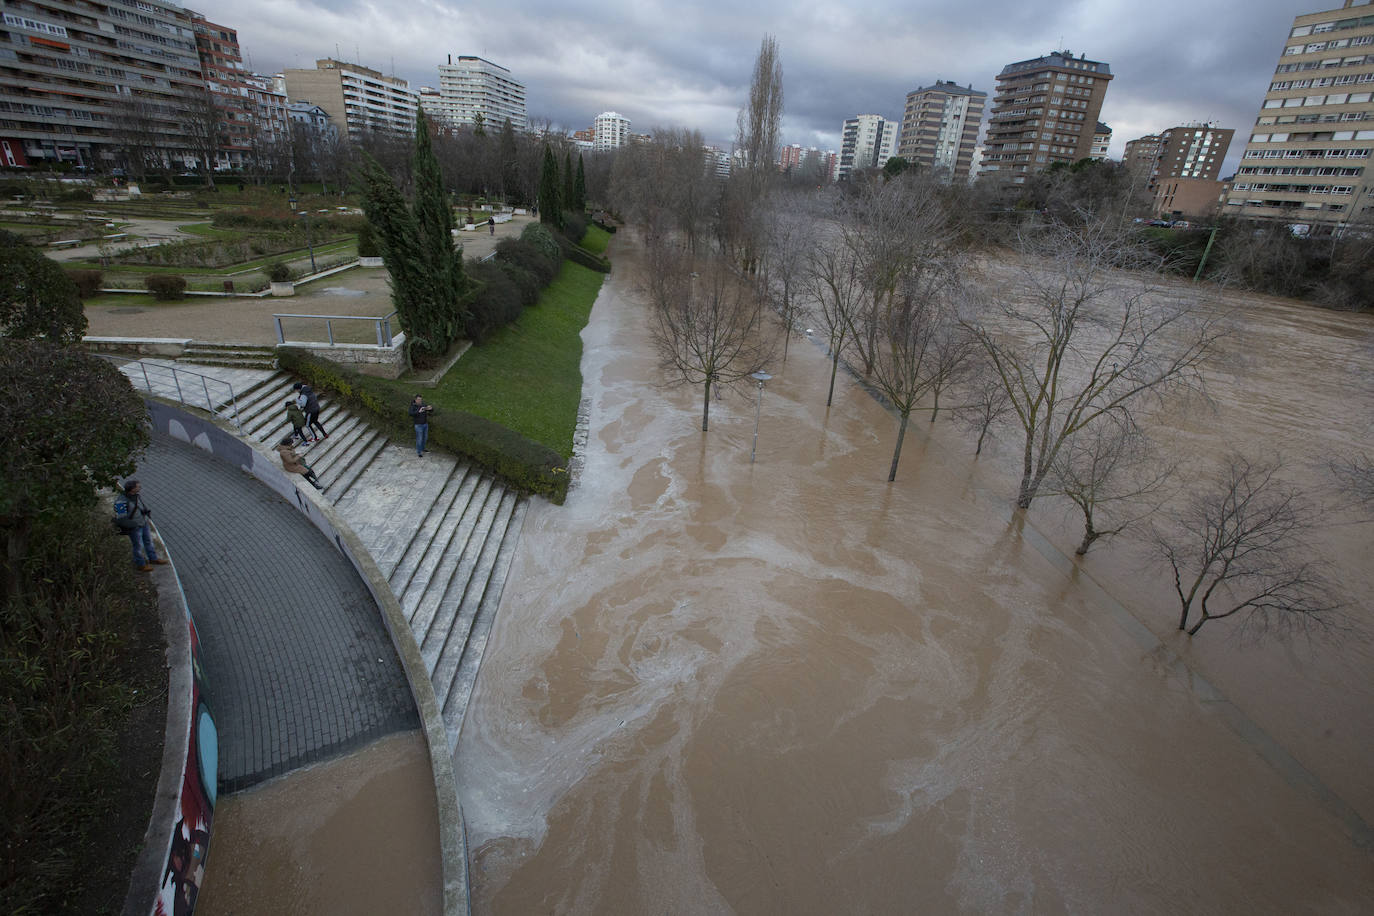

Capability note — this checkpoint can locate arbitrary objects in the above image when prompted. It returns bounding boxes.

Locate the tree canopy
[0,231,87,344]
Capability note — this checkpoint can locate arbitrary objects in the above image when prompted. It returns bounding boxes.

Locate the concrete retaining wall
[141,399,469,915]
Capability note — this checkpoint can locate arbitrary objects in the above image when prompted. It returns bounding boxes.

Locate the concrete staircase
[222,370,528,750]
[179,341,278,370]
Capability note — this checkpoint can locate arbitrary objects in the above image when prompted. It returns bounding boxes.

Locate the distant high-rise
[838,114,897,180]
[281,59,417,138]
[1127,124,1233,187]
[897,80,986,182]
[433,56,526,131]
[593,112,630,151]
[1091,122,1112,159]
[981,50,1113,183]
[1224,0,1374,228]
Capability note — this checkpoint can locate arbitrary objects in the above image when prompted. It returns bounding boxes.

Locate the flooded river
[456,234,1374,913]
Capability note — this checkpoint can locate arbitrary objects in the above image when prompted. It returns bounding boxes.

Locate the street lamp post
[749,370,772,464]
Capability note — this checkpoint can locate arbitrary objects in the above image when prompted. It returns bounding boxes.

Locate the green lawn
[396,261,605,458]
[581,224,610,255]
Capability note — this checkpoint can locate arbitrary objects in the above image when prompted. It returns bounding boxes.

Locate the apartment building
[896,80,986,182]
[1091,122,1112,158]
[1224,0,1374,227]
[0,0,204,169]
[280,58,416,139]
[838,113,896,180]
[981,50,1112,183]
[593,111,629,151]
[187,11,251,169]
[244,71,287,147]
[432,55,525,131]
[1127,123,1233,187]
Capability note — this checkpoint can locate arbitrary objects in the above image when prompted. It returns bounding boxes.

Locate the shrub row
[276,348,569,503]
[566,244,611,273]
[110,231,327,268]
[145,274,187,300]
[66,268,103,298]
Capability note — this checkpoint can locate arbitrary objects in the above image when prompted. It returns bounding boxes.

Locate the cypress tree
[573,154,587,213]
[563,150,575,216]
[359,154,428,352]
[538,144,562,229]
[411,109,468,354]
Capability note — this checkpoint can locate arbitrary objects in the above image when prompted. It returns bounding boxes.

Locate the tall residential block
[188,11,252,169]
[897,80,986,182]
[1224,0,1374,227]
[593,111,630,151]
[838,113,897,180]
[433,55,525,131]
[281,59,416,139]
[1091,122,1112,159]
[0,0,204,168]
[1130,123,1234,187]
[981,50,1112,183]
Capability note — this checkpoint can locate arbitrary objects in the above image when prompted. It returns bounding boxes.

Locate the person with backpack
[293,382,328,440]
[285,398,311,443]
[116,479,168,571]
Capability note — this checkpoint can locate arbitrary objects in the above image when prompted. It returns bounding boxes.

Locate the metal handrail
[103,356,241,430]
[272,310,399,347]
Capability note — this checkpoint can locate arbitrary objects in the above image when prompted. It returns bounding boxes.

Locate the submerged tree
[964,221,1221,509]
[1154,456,1341,637]
[647,244,774,431]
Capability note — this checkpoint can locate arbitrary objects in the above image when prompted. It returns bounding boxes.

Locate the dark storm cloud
[221,0,1314,172]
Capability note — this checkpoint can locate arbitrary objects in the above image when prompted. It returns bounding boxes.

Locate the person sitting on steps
[277,437,323,489]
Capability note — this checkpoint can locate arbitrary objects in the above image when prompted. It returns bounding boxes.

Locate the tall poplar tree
[574,154,587,212]
[563,150,575,215]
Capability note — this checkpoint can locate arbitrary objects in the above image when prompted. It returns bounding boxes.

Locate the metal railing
[104,356,242,430]
[272,311,398,347]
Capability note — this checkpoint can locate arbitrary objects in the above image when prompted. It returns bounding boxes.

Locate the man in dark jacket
[293,382,328,440]
[409,394,433,456]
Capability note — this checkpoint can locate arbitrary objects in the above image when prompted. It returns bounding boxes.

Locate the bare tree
[647,243,774,431]
[1043,420,1174,555]
[760,191,817,362]
[965,221,1221,508]
[721,35,784,272]
[801,226,863,407]
[109,95,172,183]
[181,86,223,187]
[1154,456,1341,637]
[956,354,1014,457]
[1330,451,1374,510]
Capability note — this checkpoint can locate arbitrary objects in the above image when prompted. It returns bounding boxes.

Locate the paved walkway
[136,432,418,791]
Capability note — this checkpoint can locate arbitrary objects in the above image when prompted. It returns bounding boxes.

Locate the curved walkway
[137,432,418,790]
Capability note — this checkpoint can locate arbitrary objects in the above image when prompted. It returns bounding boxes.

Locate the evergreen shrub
[144,274,186,300]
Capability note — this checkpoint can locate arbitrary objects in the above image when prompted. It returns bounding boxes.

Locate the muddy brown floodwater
[456,233,1374,913]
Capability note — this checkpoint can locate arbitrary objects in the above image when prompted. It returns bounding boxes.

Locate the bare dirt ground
[455,232,1374,913]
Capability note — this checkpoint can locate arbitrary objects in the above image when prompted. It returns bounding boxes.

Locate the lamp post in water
[750,370,772,463]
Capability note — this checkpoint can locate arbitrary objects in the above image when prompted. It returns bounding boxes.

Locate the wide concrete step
[403,477,497,635]
[386,467,482,595]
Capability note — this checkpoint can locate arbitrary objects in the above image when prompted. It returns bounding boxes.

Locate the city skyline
[215,0,1320,175]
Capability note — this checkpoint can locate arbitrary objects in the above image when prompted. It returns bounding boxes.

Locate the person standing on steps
[277,437,323,489]
[117,479,168,572]
[409,394,433,457]
[285,398,311,443]
[293,382,328,440]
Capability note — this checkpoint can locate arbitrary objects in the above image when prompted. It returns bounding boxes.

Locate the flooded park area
[455,233,1374,913]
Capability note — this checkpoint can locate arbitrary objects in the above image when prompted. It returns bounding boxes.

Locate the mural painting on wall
[155,614,218,916]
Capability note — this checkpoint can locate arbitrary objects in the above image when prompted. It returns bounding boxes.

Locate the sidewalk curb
[145,397,470,915]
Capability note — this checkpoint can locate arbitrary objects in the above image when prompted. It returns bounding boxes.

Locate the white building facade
[434,56,525,130]
[838,114,897,180]
[593,111,631,151]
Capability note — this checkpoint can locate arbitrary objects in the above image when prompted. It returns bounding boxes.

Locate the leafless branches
[646,243,775,431]
[964,221,1222,508]
[1153,456,1342,637]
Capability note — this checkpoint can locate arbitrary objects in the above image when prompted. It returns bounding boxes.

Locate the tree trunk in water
[887,412,910,482]
[975,424,989,456]
[827,354,839,407]
[930,391,940,423]
[1178,600,1192,631]
[1186,615,1208,636]
[1017,436,1037,508]
[701,377,712,431]
[1075,526,1097,556]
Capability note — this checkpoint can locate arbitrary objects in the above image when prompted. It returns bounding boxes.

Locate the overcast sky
[220,0,1324,177]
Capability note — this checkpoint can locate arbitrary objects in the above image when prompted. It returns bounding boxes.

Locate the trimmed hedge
[144,274,186,300]
[276,348,569,504]
[495,237,558,286]
[465,259,524,339]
